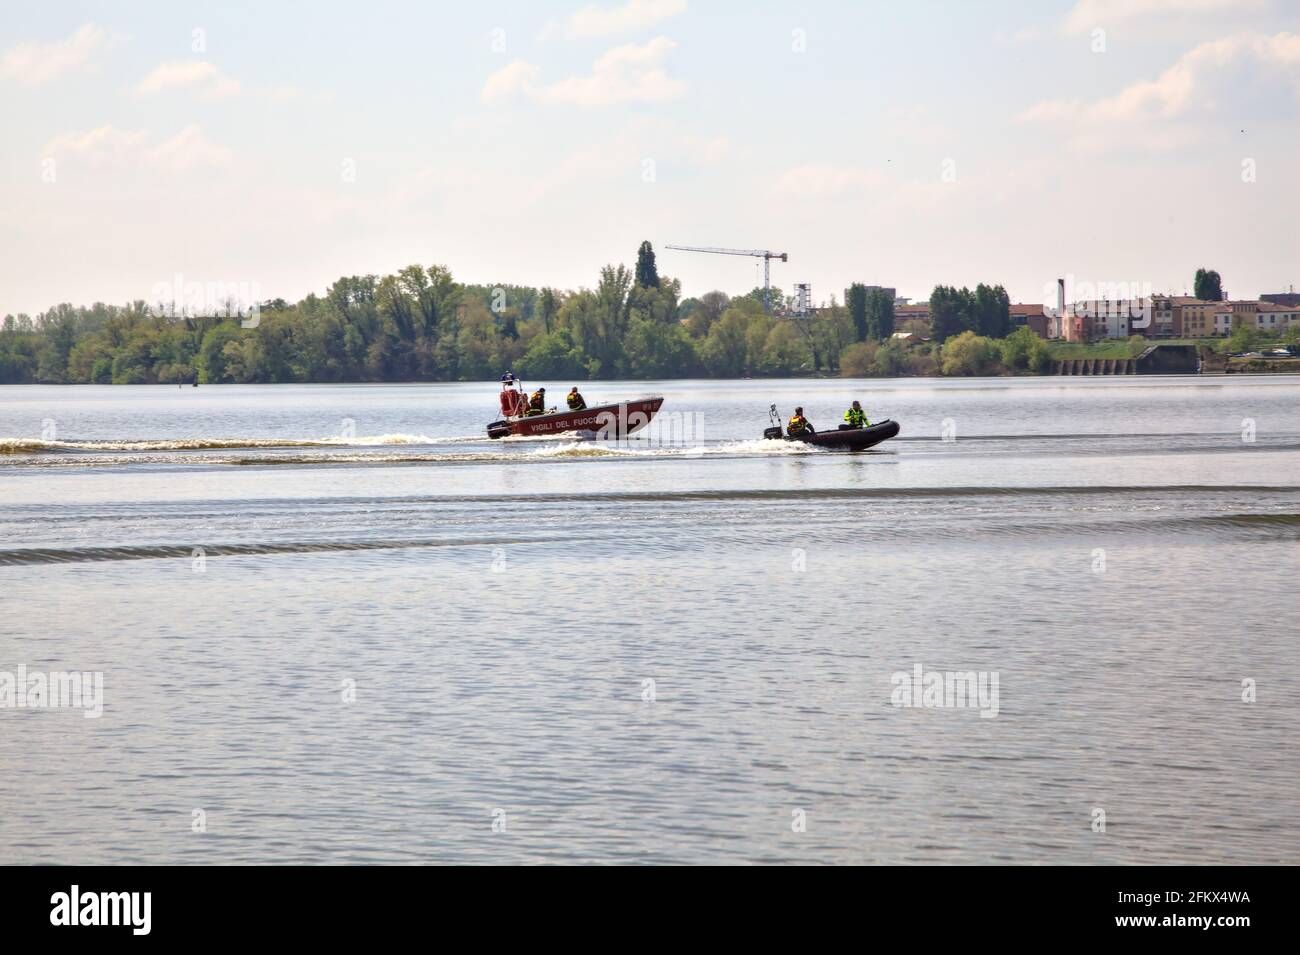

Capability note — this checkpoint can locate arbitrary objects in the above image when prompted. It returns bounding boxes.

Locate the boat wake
[0,534,572,566]
[0,433,476,455]
[522,438,825,458]
[0,435,843,468]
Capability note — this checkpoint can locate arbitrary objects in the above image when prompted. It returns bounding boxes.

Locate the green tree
[1226,319,1260,354]
[928,286,959,342]
[742,312,774,375]
[1194,268,1224,301]
[627,276,682,326]
[873,339,909,376]
[538,287,557,334]
[218,332,267,383]
[0,315,39,383]
[784,311,823,371]
[941,330,1001,376]
[760,322,808,374]
[999,326,1050,373]
[197,323,243,383]
[974,283,1011,338]
[747,286,790,313]
[635,241,660,289]
[812,304,854,373]
[589,264,633,375]
[838,341,876,377]
[701,308,750,376]
[35,304,80,382]
[930,285,978,342]
[519,329,589,379]
[67,337,113,383]
[847,283,868,341]
[865,287,895,339]
[684,290,729,337]
[625,318,697,377]
[400,264,459,339]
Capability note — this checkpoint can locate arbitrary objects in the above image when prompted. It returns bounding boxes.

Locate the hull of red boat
[489,397,665,439]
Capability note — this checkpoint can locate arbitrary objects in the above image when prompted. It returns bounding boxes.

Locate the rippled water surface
[1,377,1297,864]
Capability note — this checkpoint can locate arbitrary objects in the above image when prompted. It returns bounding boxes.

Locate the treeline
[0,242,1032,384]
[840,327,1051,378]
[929,284,1013,340]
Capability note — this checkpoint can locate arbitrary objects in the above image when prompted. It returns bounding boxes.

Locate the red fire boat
[487,375,665,439]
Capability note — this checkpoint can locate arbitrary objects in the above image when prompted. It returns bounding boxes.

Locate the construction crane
[665,245,788,314]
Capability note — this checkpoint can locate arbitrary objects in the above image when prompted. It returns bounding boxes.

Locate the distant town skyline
[2,0,1297,316]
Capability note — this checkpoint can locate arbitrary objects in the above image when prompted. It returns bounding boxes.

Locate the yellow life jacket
[844,407,867,427]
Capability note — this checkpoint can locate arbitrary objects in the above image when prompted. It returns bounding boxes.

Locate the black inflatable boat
[762,405,900,451]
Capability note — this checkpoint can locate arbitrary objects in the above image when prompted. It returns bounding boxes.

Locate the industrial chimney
[1057,278,1066,338]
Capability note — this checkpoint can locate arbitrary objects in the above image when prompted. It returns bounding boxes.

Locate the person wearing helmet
[527,387,547,416]
[566,387,587,411]
[787,406,814,437]
[843,400,869,429]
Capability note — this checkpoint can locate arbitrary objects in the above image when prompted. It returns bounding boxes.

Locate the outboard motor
[489,370,523,438]
[762,403,784,440]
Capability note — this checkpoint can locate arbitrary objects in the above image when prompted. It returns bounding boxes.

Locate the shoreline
[3,366,1299,385]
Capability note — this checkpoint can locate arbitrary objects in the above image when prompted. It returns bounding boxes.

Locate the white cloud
[0,23,117,87]
[541,0,687,41]
[42,126,148,165]
[1015,98,1085,124]
[1063,0,1266,34]
[135,60,240,98]
[1018,31,1300,128]
[43,124,232,171]
[145,125,233,170]
[482,36,685,107]
[481,60,540,103]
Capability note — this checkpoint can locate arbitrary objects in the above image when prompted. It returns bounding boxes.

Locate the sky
[1,0,1297,316]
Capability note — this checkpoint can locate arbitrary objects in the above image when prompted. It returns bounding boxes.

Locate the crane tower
[664,244,789,314]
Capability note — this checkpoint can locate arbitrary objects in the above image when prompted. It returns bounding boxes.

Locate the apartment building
[1261,292,1300,308]
[1064,299,1137,340]
[1216,301,1300,335]
[1179,301,1219,337]
[1148,295,1204,338]
[1009,303,1051,338]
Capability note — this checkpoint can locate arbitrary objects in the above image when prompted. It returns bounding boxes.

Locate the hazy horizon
[3,0,1298,317]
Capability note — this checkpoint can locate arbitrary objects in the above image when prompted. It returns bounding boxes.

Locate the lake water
[1,376,1297,864]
